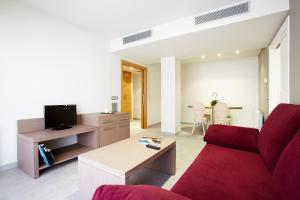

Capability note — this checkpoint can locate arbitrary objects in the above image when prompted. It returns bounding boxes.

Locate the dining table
[187,105,243,124]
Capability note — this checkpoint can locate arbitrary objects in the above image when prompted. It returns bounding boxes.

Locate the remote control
[146,144,161,150]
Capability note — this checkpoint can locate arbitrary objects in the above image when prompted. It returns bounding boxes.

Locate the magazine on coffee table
[137,137,163,145]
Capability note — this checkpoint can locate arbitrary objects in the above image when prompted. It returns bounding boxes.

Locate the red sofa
[92,104,300,200]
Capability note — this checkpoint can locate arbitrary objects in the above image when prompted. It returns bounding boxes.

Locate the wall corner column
[161,56,181,135]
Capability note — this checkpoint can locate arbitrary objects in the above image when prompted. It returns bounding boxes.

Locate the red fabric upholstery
[92,185,190,200]
[204,125,259,153]
[258,103,300,172]
[171,144,273,200]
[272,130,300,200]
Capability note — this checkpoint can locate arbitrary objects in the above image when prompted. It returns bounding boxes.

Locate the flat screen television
[44,105,77,130]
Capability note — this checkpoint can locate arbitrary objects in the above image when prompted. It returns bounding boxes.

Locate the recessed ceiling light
[235,50,240,54]
[201,55,206,59]
[217,53,222,57]
[130,67,134,70]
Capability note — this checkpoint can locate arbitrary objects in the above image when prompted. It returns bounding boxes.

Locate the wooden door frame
[121,60,147,129]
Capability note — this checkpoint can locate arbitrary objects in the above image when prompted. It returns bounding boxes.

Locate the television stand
[17,118,98,179]
[52,126,72,131]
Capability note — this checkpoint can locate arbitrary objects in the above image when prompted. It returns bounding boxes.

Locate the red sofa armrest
[92,185,190,200]
[204,125,259,153]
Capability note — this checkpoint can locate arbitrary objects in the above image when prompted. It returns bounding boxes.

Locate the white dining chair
[213,101,231,125]
[192,102,208,134]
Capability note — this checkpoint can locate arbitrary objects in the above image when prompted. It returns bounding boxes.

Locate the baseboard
[0,161,17,171]
[161,130,181,135]
[181,122,193,125]
[132,117,141,120]
[147,122,193,128]
[147,122,161,128]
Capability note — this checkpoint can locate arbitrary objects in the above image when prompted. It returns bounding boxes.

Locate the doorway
[121,60,147,129]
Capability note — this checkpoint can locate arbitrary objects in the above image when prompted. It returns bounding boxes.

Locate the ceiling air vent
[123,30,152,44]
[195,1,249,25]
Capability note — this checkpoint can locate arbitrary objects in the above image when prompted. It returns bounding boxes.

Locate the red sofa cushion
[272,130,300,200]
[171,144,273,200]
[92,185,190,200]
[204,125,259,153]
[258,103,300,172]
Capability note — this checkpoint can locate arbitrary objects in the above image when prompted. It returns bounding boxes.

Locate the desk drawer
[100,123,116,131]
[119,118,129,125]
[118,113,129,120]
[99,116,116,125]
[117,124,130,141]
[99,126,117,147]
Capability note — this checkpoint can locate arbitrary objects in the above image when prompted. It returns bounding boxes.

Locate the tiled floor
[0,123,205,200]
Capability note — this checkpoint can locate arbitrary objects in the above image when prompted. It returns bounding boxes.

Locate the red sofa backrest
[258,103,300,172]
[272,130,300,200]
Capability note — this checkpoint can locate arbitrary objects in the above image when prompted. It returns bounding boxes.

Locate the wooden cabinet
[81,112,130,148]
[17,112,130,179]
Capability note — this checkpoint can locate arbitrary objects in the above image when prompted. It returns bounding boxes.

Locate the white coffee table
[78,137,176,199]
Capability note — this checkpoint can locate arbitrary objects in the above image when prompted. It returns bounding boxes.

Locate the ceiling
[21,0,242,39]
[114,12,288,65]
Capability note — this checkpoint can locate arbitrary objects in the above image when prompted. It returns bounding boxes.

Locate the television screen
[44,105,77,130]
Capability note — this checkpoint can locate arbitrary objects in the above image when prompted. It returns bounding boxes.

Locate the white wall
[289,0,300,104]
[132,73,141,119]
[268,49,281,112]
[147,64,161,126]
[258,49,269,117]
[268,17,290,112]
[0,0,120,167]
[175,59,182,132]
[181,57,259,128]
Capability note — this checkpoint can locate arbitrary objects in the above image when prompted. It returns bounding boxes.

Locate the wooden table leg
[147,143,176,175]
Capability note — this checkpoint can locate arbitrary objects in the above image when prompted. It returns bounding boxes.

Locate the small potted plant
[210,100,219,107]
[210,92,218,107]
